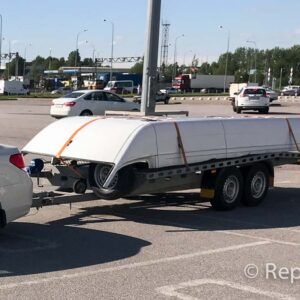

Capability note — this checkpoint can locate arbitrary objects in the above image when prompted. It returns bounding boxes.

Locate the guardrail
[170,96,300,102]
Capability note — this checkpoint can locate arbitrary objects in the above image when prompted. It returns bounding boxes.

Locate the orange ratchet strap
[56,117,103,158]
[286,118,300,153]
[173,122,188,167]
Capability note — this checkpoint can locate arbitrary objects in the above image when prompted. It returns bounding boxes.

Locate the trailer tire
[89,164,134,200]
[210,167,243,211]
[241,163,269,207]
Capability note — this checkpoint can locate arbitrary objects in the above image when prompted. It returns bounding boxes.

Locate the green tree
[82,58,94,67]
[4,56,25,78]
[27,56,45,83]
[130,61,143,74]
[67,50,80,66]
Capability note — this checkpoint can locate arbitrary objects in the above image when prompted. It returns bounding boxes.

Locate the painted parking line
[0,241,269,290]
[116,212,300,247]
[157,279,295,300]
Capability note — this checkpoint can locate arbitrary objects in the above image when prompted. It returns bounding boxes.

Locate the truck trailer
[0,80,29,95]
[172,74,235,92]
[23,115,300,211]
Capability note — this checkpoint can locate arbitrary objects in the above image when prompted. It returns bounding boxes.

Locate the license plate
[55,104,63,108]
[249,96,259,100]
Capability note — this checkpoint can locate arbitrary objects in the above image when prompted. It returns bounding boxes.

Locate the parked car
[160,87,178,94]
[133,91,170,104]
[264,87,278,102]
[50,90,140,118]
[0,144,32,227]
[51,87,73,95]
[281,86,300,96]
[232,86,269,114]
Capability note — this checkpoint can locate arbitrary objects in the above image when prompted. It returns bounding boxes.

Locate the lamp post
[279,68,284,90]
[173,34,184,80]
[23,43,32,78]
[0,14,2,71]
[219,25,230,93]
[104,19,114,82]
[49,48,52,70]
[246,40,257,83]
[75,29,87,68]
[183,50,192,66]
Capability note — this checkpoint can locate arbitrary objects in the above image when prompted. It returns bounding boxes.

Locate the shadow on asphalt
[0,219,150,277]
[0,186,299,277]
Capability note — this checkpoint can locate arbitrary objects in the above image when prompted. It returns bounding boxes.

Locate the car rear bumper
[50,105,71,117]
[0,172,33,225]
[239,105,268,110]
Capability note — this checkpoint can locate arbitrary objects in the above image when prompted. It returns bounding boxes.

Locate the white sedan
[0,144,32,227]
[50,90,140,118]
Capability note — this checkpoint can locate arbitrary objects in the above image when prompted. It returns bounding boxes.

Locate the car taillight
[240,94,245,97]
[10,153,26,169]
[64,101,76,107]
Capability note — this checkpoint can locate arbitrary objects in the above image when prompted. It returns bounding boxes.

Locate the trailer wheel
[89,164,134,200]
[0,209,6,228]
[242,164,269,206]
[210,167,243,211]
[164,97,170,104]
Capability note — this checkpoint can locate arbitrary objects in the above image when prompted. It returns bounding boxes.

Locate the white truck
[23,115,300,211]
[0,80,29,95]
[173,74,235,92]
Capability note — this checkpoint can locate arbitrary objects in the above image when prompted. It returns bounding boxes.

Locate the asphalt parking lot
[0,98,300,299]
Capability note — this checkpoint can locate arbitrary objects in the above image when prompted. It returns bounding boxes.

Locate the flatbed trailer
[24,115,300,210]
[30,150,300,210]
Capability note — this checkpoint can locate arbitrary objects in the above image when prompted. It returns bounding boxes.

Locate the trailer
[172,74,235,92]
[23,116,300,211]
[0,80,29,95]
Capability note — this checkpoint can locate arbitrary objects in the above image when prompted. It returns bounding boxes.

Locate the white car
[265,87,278,102]
[50,90,140,118]
[0,144,32,227]
[233,86,270,114]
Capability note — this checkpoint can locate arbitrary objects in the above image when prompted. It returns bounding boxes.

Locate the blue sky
[1,0,300,66]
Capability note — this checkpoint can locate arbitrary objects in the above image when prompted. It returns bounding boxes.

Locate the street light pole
[141,0,161,115]
[279,68,283,90]
[75,29,87,67]
[173,34,184,80]
[246,40,257,83]
[49,48,52,71]
[219,26,230,93]
[104,19,114,82]
[0,14,2,71]
[23,43,32,78]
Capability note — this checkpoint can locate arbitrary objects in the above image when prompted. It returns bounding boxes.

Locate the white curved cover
[23,116,300,187]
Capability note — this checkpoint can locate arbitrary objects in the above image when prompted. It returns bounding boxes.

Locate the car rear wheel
[259,108,269,114]
[80,110,93,116]
[89,164,134,200]
[0,209,6,228]
[236,107,242,114]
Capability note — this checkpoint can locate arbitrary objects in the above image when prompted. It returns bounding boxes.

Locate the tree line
[4,45,300,89]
